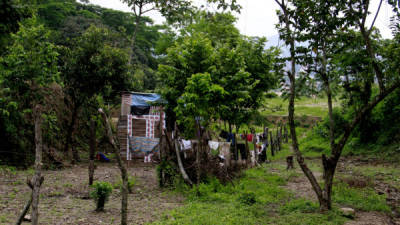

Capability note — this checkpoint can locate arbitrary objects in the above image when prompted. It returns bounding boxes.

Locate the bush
[90,181,113,211]
[316,108,348,139]
[238,192,257,205]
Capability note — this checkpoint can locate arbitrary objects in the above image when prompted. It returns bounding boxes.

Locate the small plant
[90,181,113,211]
[114,176,136,193]
[238,192,257,205]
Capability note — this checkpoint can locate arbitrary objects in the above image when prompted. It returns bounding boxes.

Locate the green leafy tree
[175,72,226,136]
[0,16,59,165]
[157,34,215,130]
[62,25,131,162]
[0,16,59,224]
[275,0,400,211]
[0,0,31,52]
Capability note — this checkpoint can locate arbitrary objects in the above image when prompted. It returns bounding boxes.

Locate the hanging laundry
[227,133,235,144]
[208,141,219,150]
[247,134,253,142]
[144,153,153,163]
[219,142,231,158]
[180,139,192,151]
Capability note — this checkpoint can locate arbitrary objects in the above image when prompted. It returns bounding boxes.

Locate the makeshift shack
[118,92,165,160]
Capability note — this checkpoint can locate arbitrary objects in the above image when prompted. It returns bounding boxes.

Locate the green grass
[332,182,390,212]
[261,96,337,118]
[151,165,348,225]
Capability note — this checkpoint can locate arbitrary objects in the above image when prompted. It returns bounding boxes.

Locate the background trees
[0,16,59,166]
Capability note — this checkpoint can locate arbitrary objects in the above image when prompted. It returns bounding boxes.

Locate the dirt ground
[0,162,184,225]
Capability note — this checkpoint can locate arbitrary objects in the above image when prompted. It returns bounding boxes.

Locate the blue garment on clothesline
[226,133,235,145]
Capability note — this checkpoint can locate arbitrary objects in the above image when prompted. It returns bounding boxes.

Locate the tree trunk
[89,119,96,186]
[286,156,294,170]
[15,177,44,225]
[245,131,250,166]
[195,121,202,185]
[99,110,128,225]
[31,106,43,225]
[174,138,193,186]
[252,130,257,166]
[64,104,79,163]
[72,144,80,163]
[270,131,274,157]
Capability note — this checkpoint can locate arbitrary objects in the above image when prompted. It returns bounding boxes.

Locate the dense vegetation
[0,0,400,224]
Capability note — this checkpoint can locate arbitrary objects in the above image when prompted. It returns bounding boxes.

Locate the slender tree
[275,0,400,210]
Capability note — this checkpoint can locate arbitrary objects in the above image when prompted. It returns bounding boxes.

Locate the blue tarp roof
[131,93,165,106]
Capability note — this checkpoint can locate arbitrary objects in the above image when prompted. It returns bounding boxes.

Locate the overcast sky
[89,0,394,40]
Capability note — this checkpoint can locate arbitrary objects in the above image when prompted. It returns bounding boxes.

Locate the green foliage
[2,16,59,103]
[90,181,113,211]
[237,192,256,205]
[156,160,179,187]
[158,12,278,132]
[0,16,59,166]
[175,72,226,134]
[280,199,319,214]
[0,0,31,52]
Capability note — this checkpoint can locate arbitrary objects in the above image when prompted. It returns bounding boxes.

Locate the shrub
[316,108,348,139]
[90,181,113,211]
[238,192,257,205]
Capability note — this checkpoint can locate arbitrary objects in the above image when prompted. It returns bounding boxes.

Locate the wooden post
[270,131,274,157]
[31,105,43,225]
[284,124,289,143]
[245,131,249,166]
[174,138,193,186]
[195,120,202,185]
[252,129,257,166]
[89,119,96,186]
[286,156,294,170]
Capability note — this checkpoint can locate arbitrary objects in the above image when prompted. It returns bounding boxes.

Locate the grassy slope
[261,96,338,117]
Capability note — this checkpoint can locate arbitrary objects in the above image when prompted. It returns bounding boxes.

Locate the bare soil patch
[0,162,184,225]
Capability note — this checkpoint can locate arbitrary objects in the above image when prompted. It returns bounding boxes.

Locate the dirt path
[0,162,184,225]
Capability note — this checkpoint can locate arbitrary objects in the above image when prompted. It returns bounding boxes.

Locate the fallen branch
[174,139,193,186]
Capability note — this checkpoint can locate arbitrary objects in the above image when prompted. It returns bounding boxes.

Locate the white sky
[89,0,394,39]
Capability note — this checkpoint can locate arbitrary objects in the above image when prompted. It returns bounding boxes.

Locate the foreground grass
[151,166,348,225]
[152,138,392,225]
